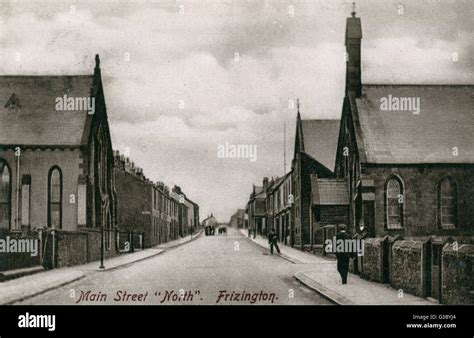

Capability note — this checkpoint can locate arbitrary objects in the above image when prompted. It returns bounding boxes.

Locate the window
[0,160,11,229]
[48,167,62,229]
[386,176,403,229]
[21,175,31,228]
[439,177,457,229]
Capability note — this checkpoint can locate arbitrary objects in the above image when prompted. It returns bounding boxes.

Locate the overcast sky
[1,0,473,222]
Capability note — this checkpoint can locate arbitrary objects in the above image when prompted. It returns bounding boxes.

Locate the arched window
[48,167,62,229]
[386,176,404,229]
[439,177,457,229]
[0,160,11,229]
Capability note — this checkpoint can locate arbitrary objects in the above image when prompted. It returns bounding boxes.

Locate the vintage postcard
[0,0,472,335]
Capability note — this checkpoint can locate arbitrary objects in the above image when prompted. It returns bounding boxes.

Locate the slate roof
[353,85,474,164]
[0,75,95,147]
[311,177,349,205]
[301,119,340,171]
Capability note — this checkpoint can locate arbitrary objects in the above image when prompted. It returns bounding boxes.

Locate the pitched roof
[0,75,95,147]
[311,177,349,205]
[353,85,474,163]
[301,119,340,171]
[267,176,284,193]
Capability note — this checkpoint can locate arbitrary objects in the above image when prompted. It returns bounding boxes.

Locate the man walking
[336,224,351,284]
[268,228,280,255]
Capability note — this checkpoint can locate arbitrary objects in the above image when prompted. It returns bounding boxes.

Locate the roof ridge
[301,118,340,121]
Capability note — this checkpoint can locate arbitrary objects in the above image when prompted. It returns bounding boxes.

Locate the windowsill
[440,225,456,230]
[9,229,22,233]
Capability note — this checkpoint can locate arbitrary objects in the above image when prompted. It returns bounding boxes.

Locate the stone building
[271,172,293,245]
[291,101,340,249]
[0,55,120,270]
[334,11,474,240]
[0,55,115,235]
[230,209,245,228]
[246,183,266,237]
[333,10,474,303]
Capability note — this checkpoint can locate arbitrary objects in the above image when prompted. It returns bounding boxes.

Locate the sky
[1,0,473,222]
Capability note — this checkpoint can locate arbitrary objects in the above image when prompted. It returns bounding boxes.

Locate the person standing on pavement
[268,228,281,255]
[335,224,351,284]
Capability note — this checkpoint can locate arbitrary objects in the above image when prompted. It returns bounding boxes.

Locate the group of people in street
[205,225,216,236]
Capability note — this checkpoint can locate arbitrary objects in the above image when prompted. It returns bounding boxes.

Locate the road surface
[17,227,332,305]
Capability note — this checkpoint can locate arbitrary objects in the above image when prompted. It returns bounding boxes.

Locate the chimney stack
[345,4,362,98]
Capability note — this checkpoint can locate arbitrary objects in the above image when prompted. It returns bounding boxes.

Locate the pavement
[0,230,202,305]
[239,228,435,305]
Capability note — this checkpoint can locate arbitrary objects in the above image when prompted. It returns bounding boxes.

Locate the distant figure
[268,228,280,255]
[358,220,369,239]
[248,227,251,238]
[336,224,351,284]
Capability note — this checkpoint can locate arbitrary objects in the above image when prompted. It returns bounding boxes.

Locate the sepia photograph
[0,0,472,335]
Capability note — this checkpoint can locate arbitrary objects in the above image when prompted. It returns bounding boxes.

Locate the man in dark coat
[335,224,351,284]
[268,228,281,255]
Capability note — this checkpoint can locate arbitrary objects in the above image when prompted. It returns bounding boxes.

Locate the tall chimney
[263,177,269,191]
[345,4,362,98]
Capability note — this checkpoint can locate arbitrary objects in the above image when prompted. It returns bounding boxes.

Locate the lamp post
[99,210,105,269]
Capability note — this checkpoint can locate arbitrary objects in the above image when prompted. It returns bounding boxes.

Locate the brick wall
[114,168,153,246]
[362,165,474,238]
[442,243,474,304]
[390,240,426,297]
[313,205,349,246]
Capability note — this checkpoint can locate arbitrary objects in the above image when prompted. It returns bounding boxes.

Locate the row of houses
[0,55,200,272]
[238,11,474,304]
[114,152,199,249]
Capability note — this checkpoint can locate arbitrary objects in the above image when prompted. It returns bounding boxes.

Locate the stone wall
[56,231,88,267]
[442,243,474,304]
[361,237,384,282]
[52,228,119,268]
[390,240,425,297]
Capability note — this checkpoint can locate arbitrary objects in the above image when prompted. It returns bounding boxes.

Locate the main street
[17,227,332,305]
